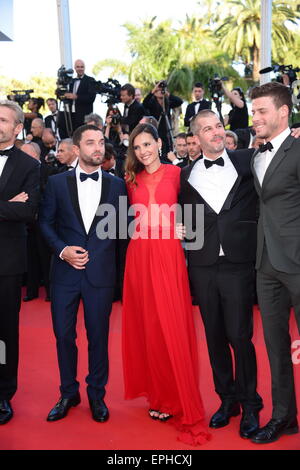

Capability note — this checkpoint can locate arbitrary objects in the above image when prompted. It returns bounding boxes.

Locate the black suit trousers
[189,258,262,410]
[257,247,300,420]
[0,274,22,400]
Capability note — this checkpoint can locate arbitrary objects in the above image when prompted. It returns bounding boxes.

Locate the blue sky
[1,0,200,80]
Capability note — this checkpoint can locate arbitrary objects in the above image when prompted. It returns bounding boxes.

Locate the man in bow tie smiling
[250,82,300,444]
[39,124,127,424]
[180,109,263,439]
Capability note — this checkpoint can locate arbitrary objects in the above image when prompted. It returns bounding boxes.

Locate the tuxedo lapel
[0,152,18,195]
[66,171,86,233]
[219,151,242,212]
[250,148,262,195]
[88,171,111,235]
[182,156,217,214]
[261,135,294,191]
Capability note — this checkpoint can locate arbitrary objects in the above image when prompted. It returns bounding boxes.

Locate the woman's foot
[158,412,173,422]
[148,409,160,420]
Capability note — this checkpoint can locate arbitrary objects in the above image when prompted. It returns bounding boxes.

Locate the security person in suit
[184,82,211,129]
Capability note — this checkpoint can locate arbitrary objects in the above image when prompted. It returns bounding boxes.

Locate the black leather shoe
[89,398,109,423]
[209,401,240,428]
[0,400,13,425]
[47,393,81,422]
[240,410,259,438]
[251,418,299,444]
[23,296,38,302]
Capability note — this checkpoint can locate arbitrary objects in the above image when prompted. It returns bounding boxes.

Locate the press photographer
[221,82,249,130]
[143,80,183,154]
[57,59,96,138]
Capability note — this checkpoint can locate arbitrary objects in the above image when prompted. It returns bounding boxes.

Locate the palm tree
[215,0,300,81]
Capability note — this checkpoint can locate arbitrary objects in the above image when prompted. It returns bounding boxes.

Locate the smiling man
[250,81,300,444]
[39,124,127,424]
[179,109,263,440]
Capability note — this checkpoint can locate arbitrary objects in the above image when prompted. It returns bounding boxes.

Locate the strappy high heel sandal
[148,409,160,420]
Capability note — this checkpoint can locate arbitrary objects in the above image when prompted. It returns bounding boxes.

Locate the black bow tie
[259,141,273,153]
[0,148,12,157]
[204,157,224,169]
[80,172,99,182]
[108,168,115,175]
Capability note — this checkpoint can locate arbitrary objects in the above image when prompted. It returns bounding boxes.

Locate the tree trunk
[252,45,260,83]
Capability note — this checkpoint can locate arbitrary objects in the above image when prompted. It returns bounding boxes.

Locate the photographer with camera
[143,80,183,154]
[120,83,146,133]
[58,59,96,138]
[221,83,249,131]
[23,97,44,135]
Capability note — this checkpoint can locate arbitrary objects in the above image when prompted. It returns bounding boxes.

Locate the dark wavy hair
[125,123,160,186]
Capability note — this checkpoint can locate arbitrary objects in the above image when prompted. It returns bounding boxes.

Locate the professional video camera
[259,64,300,85]
[55,65,74,100]
[7,89,34,108]
[91,78,121,104]
[208,75,228,100]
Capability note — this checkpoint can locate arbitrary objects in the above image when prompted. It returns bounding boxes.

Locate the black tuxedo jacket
[69,74,96,122]
[184,99,212,128]
[235,127,255,149]
[0,147,40,275]
[122,100,147,133]
[251,136,300,273]
[179,149,257,266]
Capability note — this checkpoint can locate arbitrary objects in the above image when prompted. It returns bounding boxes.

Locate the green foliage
[0,74,57,115]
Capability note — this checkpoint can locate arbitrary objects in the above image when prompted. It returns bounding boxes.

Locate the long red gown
[122,164,211,446]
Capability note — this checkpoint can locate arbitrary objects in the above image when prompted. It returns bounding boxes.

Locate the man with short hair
[0,100,40,425]
[21,142,41,161]
[59,59,96,137]
[186,132,202,162]
[56,138,78,170]
[184,82,212,128]
[180,109,263,439]
[250,81,300,444]
[120,83,146,133]
[167,133,188,167]
[225,130,238,150]
[84,113,104,130]
[39,124,127,424]
[45,98,59,137]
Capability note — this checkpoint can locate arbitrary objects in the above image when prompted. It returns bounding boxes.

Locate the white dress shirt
[253,127,290,187]
[76,165,102,233]
[0,146,13,177]
[188,149,238,255]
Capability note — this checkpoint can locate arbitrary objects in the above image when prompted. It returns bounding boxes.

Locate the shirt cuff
[59,246,68,260]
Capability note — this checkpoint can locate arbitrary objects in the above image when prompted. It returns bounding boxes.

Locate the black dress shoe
[47,393,81,422]
[0,400,13,425]
[89,398,109,422]
[240,410,259,438]
[251,418,299,444]
[23,296,38,302]
[209,401,240,428]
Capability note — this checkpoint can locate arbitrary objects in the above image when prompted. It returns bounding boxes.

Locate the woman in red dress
[122,123,210,446]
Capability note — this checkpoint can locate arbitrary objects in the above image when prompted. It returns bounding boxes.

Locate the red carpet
[0,289,299,450]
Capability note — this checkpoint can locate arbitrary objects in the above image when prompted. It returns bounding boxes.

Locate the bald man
[60,59,96,138]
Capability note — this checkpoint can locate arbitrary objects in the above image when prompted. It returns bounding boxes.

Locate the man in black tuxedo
[0,100,40,424]
[180,109,263,439]
[120,83,146,133]
[250,82,300,444]
[184,82,211,129]
[45,98,59,138]
[59,59,96,137]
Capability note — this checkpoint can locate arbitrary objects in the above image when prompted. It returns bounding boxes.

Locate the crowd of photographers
[8,58,299,302]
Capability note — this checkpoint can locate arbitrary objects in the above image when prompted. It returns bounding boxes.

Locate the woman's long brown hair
[125,123,160,186]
